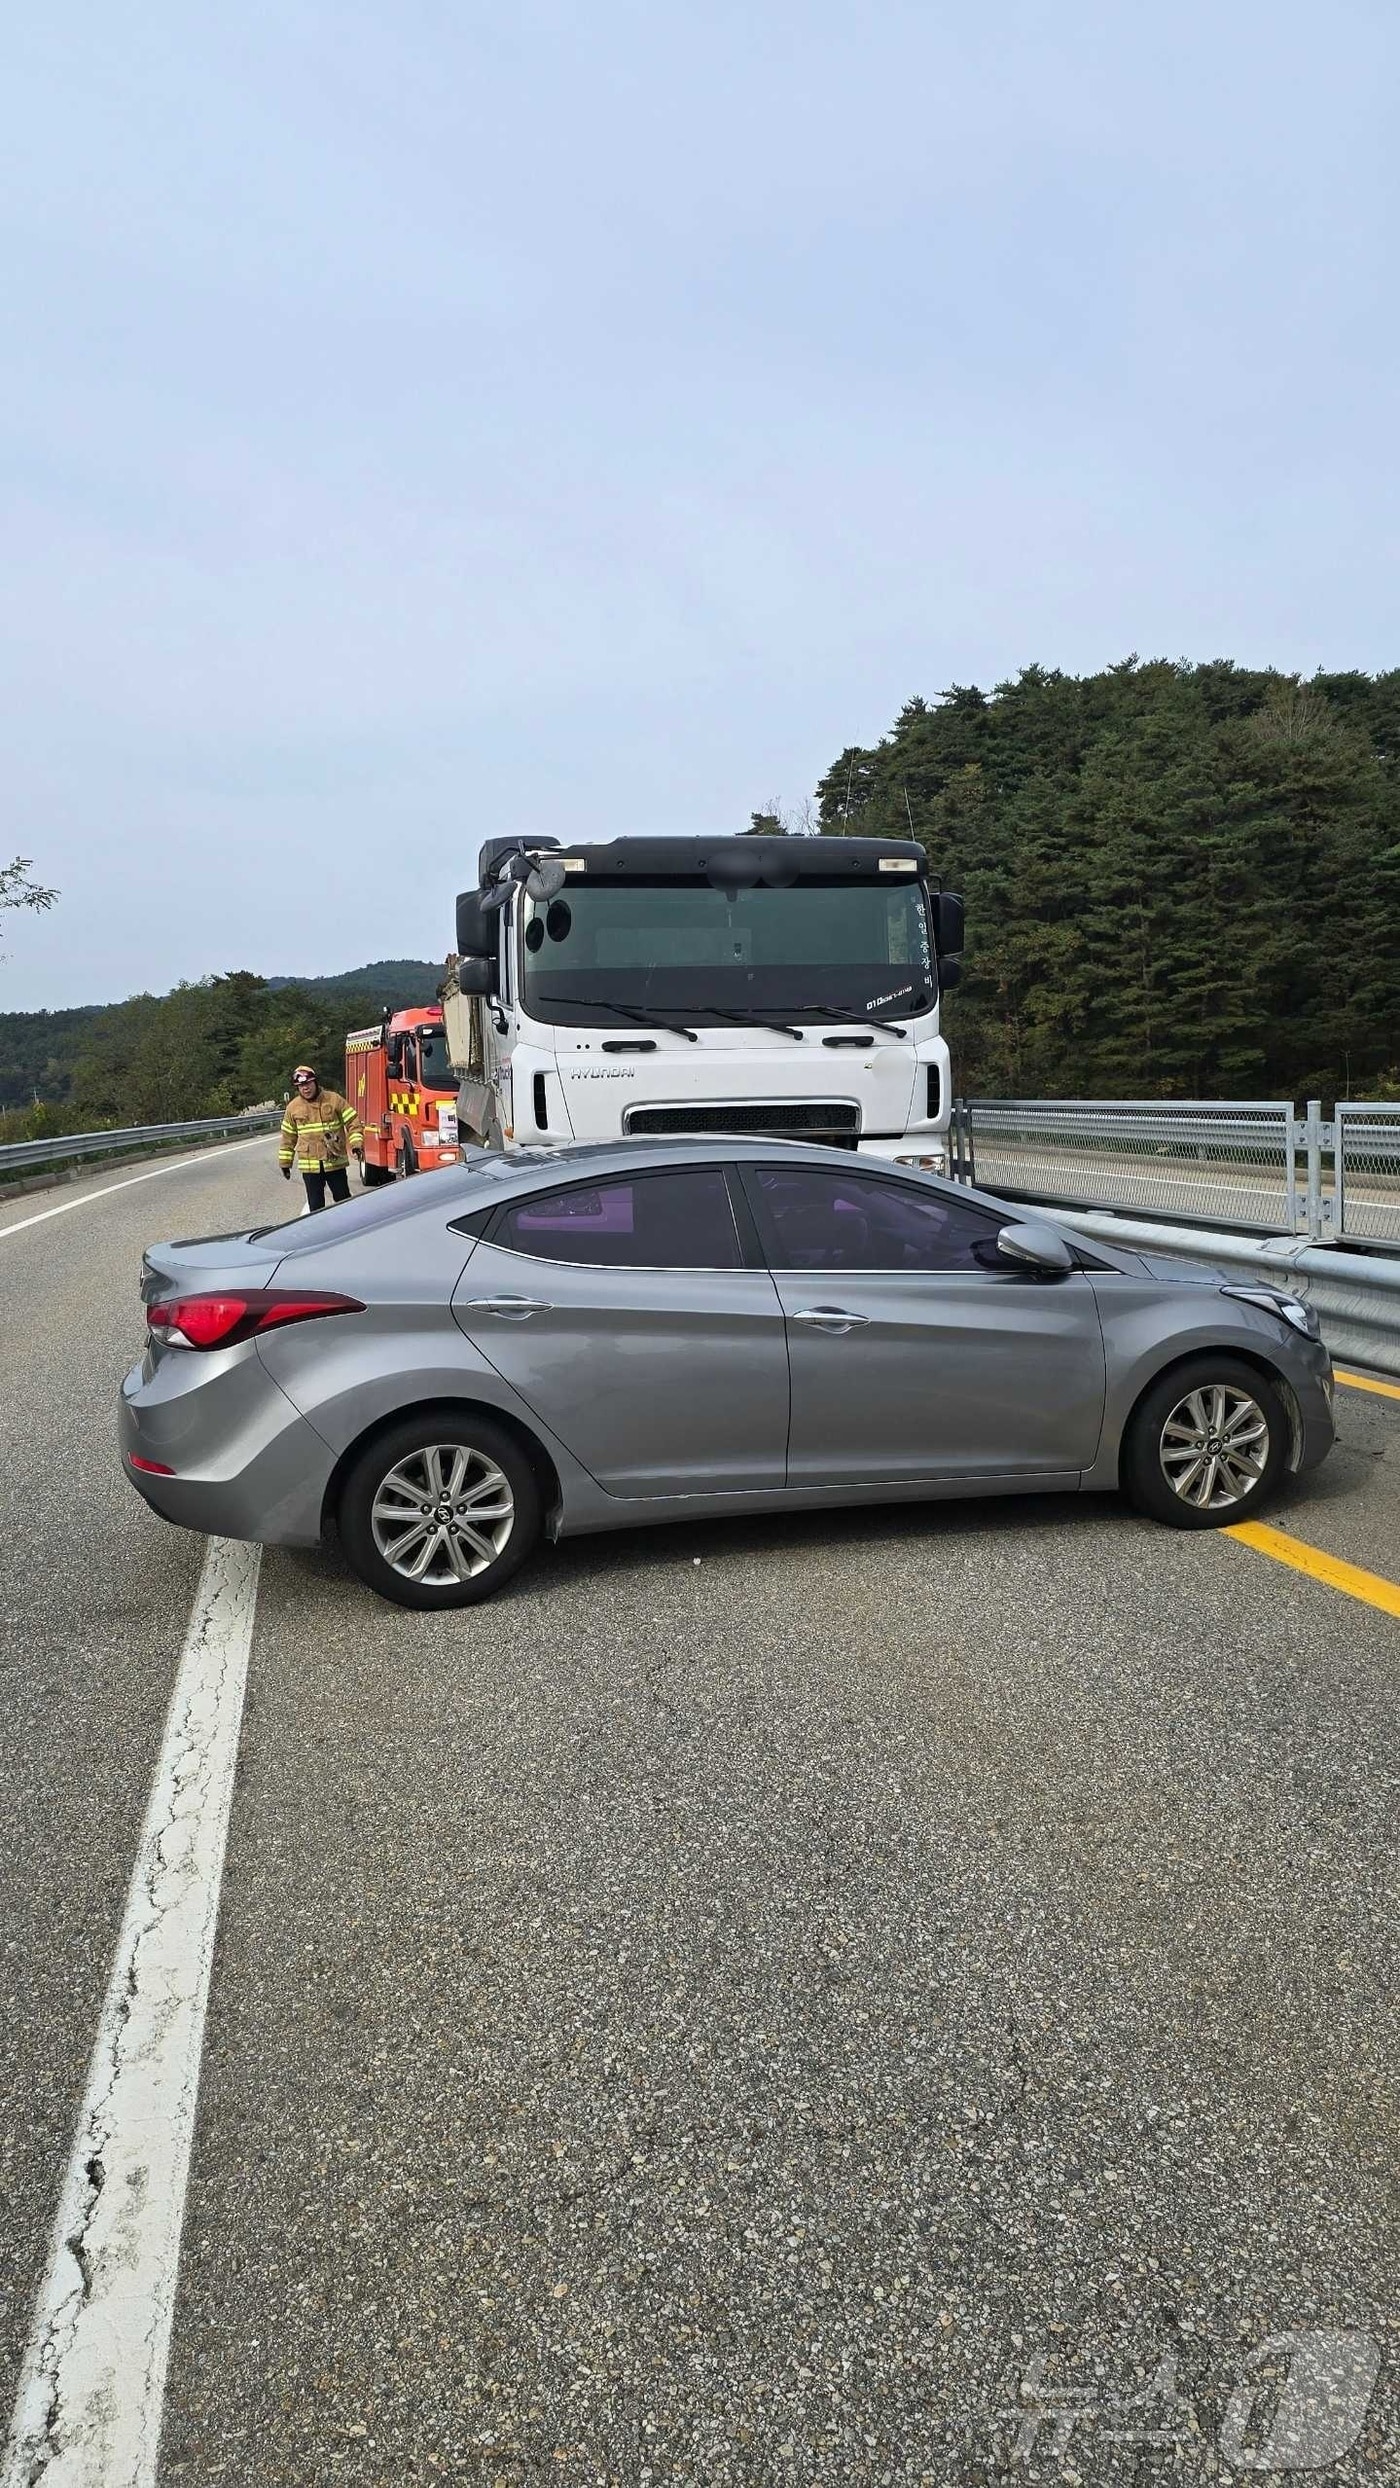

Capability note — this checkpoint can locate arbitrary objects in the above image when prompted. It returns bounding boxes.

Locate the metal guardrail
[951,1095,1400,1250]
[6,1094,1398,1250]
[0,1110,279,1179]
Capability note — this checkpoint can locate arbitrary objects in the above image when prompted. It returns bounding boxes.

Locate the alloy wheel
[1158,1384,1270,1512]
[370,1443,515,1585]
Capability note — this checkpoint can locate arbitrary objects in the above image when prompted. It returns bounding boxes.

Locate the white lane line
[3,1537,263,2488]
[0,1138,272,1241]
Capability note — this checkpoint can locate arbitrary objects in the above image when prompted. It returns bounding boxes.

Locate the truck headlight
[1223,1286,1321,1341]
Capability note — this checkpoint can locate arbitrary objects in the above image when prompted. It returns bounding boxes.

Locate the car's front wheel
[338,1412,541,1607]
[1123,1356,1288,1529]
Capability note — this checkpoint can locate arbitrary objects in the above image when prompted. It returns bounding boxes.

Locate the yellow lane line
[1225,1521,1400,1620]
[1334,1368,1400,1403]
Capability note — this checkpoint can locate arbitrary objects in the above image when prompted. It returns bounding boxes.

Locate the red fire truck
[344,1006,461,1183]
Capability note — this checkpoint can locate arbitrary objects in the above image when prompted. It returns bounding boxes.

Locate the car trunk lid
[140,1230,287,1304]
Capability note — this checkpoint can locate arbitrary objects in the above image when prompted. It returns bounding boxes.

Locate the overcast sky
[4,0,1397,1010]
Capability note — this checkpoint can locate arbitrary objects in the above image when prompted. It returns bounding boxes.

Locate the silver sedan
[120,1139,1336,1607]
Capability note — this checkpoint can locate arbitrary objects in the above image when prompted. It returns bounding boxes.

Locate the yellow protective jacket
[278,1086,364,1173]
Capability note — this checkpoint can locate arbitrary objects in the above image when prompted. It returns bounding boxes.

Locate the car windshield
[520,877,934,1027]
[417,1027,456,1090]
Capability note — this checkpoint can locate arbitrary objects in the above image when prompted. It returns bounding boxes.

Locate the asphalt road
[2,1143,1397,2484]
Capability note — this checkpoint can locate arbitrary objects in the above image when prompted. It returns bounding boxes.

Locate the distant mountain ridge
[265,958,442,1005]
[0,961,442,1109]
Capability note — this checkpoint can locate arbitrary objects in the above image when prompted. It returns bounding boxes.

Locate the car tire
[397,1135,418,1180]
[338,1412,542,1609]
[1122,1355,1288,1529]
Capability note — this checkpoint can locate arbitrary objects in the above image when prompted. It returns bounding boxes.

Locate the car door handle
[461,1295,553,1319]
[790,1306,870,1333]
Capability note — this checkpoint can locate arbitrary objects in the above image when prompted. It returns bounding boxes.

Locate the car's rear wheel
[1123,1356,1288,1529]
[338,1412,541,1607]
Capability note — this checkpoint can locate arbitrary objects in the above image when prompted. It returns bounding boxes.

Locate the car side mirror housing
[453,954,496,997]
[932,890,965,957]
[938,954,962,989]
[996,1219,1074,1275]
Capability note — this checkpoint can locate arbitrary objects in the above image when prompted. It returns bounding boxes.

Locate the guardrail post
[1320,1112,1337,1240]
[1303,1099,1324,1243]
[1333,1102,1347,1242]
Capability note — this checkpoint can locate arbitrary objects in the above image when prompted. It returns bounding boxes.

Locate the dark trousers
[302,1166,351,1213]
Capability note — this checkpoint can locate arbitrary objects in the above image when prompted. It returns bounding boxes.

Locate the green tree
[0,857,59,961]
[816,660,1400,1101]
[69,973,384,1123]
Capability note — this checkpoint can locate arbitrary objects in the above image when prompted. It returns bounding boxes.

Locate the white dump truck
[441,834,964,1166]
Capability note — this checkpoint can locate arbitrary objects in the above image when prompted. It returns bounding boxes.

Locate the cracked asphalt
[2,1145,1398,2484]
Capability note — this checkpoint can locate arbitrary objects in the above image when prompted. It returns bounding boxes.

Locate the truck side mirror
[939,954,962,989]
[932,890,965,957]
[456,889,499,959]
[453,955,496,997]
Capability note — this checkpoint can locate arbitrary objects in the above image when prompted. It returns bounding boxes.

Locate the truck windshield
[417,1028,457,1090]
[520,877,934,1027]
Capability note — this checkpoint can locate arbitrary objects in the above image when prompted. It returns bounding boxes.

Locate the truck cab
[441,835,964,1166]
[345,1005,461,1182]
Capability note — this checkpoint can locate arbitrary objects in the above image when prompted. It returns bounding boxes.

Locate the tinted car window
[496,1170,743,1269]
[755,1167,1003,1272]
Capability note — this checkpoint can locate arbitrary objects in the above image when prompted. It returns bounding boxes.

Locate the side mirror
[932,890,965,957]
[453,954,496,997]
[938,954,962,990]
[456,889,499,958]
[996,1219,1074,1276]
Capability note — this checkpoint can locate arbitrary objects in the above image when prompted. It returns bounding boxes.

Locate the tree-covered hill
[817,660,1400,1100]
[264,959,442,1005]
[0,962,442,1128]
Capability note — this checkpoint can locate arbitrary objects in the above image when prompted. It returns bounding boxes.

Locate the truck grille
[624,1100,861,1141]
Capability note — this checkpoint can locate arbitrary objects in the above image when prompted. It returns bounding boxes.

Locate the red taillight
[128,1454,175,1476]
[147,1290,365,1350]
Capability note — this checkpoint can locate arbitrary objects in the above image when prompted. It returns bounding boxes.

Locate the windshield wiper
[787,1000,928,1037]
[685,1005,805,1040]
[542,995,698,1041]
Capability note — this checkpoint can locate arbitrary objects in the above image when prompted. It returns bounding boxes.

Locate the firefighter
[279,1064,364,1212]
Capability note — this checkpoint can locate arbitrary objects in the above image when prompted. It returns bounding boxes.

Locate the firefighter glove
[281,1165,292,1180]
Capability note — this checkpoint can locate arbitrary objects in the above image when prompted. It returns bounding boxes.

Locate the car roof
[470,1135,887,1178]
